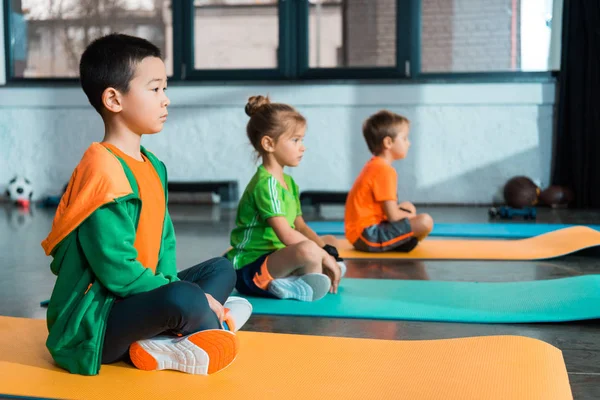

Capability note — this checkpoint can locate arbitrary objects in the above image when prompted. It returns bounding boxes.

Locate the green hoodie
[41,143,179,375]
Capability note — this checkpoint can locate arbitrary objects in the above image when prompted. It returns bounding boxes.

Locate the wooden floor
[0,204,599,399]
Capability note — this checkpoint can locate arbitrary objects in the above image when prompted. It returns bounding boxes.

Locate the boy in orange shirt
[345,110,434,252]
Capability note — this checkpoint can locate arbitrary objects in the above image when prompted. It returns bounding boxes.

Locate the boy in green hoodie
[41,34,251,376]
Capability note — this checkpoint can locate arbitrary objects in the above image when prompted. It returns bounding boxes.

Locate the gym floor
[0,203,598,399]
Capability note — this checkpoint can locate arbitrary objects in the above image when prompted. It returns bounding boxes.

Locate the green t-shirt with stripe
[226,165,302,269]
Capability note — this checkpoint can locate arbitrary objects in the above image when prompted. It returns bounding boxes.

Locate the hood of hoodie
[41,143,134,270]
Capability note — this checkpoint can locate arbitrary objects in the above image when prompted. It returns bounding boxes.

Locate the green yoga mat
[239,275,600,323]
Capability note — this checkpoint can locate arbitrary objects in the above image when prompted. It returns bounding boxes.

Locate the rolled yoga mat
[0,316,572,400]
[307,221,600,239]
[240,275,600,323]
[335,226,600,260]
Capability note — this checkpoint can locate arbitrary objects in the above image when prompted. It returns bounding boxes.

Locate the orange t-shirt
[103,143,165,273]
[345,157,397,244]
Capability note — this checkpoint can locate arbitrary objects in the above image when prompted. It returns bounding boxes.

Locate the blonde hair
[362,110,410,155]
[245,95,306,155]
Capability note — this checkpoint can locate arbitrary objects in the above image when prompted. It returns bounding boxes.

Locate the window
[193,0,279,70]
[6,0,173,79]
[3,0,558,82]
[420,0,559,73]
[308,0,397,69]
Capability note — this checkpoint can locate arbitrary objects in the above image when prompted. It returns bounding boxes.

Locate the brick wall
[344,0,396,67]
[421,0,519,72]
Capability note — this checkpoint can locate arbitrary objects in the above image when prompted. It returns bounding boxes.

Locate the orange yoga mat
[338,226,600,260]
[0,317,572,400]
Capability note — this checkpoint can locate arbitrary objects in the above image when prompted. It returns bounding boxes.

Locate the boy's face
[119,57,169,135]
[390,122,410,160]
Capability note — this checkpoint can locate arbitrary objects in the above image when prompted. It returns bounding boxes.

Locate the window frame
[182,0,293,80]
[411,0,555,82]
[2,0,187,83]
[2,0,557,84]
[296,0,411,80]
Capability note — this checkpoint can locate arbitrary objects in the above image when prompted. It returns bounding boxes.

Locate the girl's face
[272,125,306,167]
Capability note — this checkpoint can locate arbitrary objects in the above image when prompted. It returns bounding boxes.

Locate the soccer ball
[6,176,34,207]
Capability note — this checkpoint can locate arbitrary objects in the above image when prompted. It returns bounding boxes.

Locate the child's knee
[162,281,208,318]
[321,235,337,246]
[295,240,322,265]
[213,257,237,288]
[418,213,434,233]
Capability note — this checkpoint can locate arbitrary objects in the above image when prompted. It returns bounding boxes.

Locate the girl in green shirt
[226,96,345,302]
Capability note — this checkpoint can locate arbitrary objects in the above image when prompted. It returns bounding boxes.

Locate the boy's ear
[382,136,393,149]
[261,136,276,153]
[102,87,123,113]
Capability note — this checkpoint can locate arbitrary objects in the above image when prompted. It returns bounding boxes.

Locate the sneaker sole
[129,329,239,375]
[269,277,313,302]
[300,273,332,301]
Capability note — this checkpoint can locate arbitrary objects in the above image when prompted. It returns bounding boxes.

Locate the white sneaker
[268,273,331,302]
[129,329,239,375]
[223,296,253,332]
[337,261,347,278]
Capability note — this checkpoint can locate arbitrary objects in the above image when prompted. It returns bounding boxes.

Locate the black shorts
[234,252,277,298]
[353,219,418,253]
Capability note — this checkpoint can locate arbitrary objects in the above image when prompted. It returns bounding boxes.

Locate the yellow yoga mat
[338,226,600,260]
[0,317,572,400]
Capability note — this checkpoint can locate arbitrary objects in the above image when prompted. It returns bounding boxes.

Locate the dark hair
[79,33,162,114]
[362,110,410,155]
[245,95,306,156]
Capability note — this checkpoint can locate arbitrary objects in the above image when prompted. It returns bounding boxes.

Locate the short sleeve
[291,177,303,217]
[254,176,287,220]
[372,164,397,202]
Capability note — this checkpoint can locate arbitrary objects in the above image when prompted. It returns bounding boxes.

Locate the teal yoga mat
[239,275,600,323]
[307,221,600,239]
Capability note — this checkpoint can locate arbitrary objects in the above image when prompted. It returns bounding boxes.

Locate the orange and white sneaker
[129,329,239,375]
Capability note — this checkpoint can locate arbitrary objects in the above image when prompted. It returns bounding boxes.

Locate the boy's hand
[398,202,417,215]
[205,293,225,323]
[322,253,341,294]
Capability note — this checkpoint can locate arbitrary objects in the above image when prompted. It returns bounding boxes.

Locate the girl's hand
[322,253,341,294]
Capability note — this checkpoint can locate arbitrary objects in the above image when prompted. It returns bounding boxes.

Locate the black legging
[101,257,236,364]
